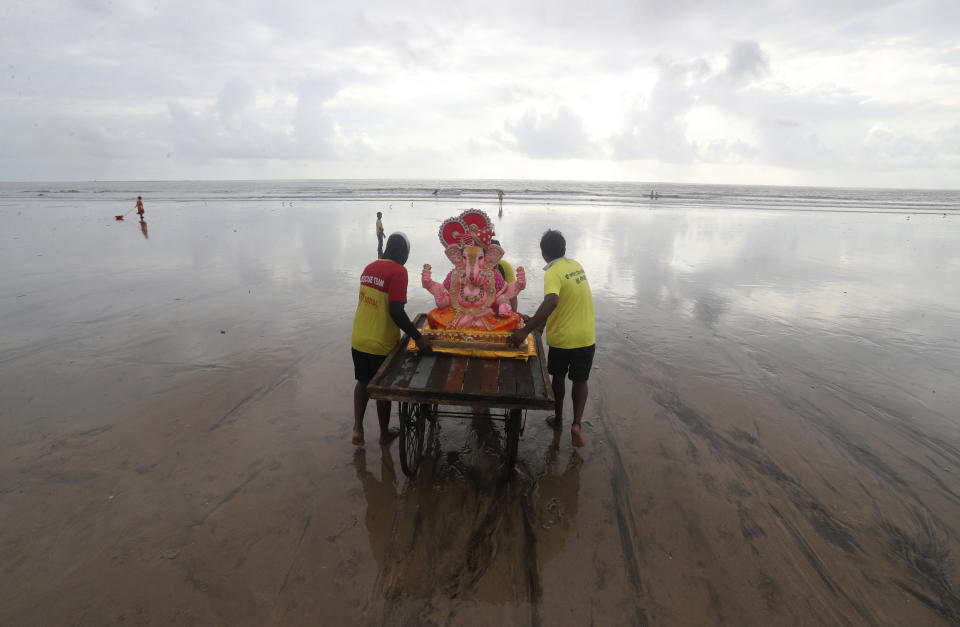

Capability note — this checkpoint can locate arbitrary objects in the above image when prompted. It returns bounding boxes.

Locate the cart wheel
[504,408,522,472]
[399,402,427,477]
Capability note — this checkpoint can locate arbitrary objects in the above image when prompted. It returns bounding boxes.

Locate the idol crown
[438,209,495,248]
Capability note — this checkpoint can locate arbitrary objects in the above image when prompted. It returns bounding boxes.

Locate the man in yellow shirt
[375,212,385,257]
[352,233,431,446]
[508,230,595,447]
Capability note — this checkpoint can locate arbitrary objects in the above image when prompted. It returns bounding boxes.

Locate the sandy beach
[1,185,959,625]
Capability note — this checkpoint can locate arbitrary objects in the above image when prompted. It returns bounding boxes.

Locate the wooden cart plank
[370,373,552,409]
[407,354,436,390]
[480,359,500,395]
[425,354,454,391]
[368,338,410,388]
[498,359,519,397]
[443,357,469,392]
[390,357,421,389]
[367,391,550,409]
[530,352,547,399]
[513,354,535,398]
[366,315,554,411]
[462,358,487,394]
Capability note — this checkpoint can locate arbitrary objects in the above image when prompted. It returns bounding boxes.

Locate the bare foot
[571,424,585,447]
[545,415,562,432]
[379,427,400,445]
[352,431,365,446]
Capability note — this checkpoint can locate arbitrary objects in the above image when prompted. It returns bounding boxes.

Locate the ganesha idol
[422,209,525,331]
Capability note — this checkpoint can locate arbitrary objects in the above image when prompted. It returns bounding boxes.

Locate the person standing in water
[376,211,385,257]
[136,196,144,217]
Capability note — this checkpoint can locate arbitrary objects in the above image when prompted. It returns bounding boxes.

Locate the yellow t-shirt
[351,259,407,355]
[496,258,516,283]
[543,258,595,349]
[376,218,384,237]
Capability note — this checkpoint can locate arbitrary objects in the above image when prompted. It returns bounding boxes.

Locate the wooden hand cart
[366,314,554,477]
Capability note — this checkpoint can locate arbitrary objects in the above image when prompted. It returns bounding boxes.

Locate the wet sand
[1,196,959,625]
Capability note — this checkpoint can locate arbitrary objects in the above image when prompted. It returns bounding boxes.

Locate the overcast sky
[2,0,958,187]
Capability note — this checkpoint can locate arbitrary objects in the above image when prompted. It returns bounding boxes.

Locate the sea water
[2,178,957,213]
[1,179,958,439]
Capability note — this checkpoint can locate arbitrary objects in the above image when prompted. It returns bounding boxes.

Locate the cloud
[609,40,774,164]
[293,79,341,158]
[215,80,255,121]
[724,40,771,85]
[858,122,960,171]
[166,102,275,160]
[753,118,836,167]
[504,106,596,159]
[611,57,711,163]
[1,1,959,186]
[604,37,958,176]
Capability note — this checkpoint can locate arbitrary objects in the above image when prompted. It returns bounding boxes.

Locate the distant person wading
[376,211,385,257]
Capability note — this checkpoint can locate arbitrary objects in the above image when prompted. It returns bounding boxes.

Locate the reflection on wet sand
[354,447,398,576]
[358,414,586,624]
[529,434,581,568]
[584,299,960,625]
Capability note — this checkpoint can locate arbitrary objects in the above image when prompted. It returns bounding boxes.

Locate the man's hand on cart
[414,334,433,353]
[507,328,527,349]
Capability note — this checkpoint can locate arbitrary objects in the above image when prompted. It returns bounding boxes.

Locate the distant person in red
[136,196,144,217]
[351,233,431,446]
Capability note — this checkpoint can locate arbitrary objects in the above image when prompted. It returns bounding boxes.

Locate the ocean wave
[1,180,958,214]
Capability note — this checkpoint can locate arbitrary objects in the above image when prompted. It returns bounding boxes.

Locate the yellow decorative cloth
[407,333,536,361]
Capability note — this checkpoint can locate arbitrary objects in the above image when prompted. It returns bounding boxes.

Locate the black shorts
[352,348,387,382]
[547,344,596,382]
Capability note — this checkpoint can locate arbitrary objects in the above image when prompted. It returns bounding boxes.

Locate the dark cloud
[504,107,596,159]
[858,123,960,171]
[166,102,274,160]
[753,118,836,167]
[725,40,770,85]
